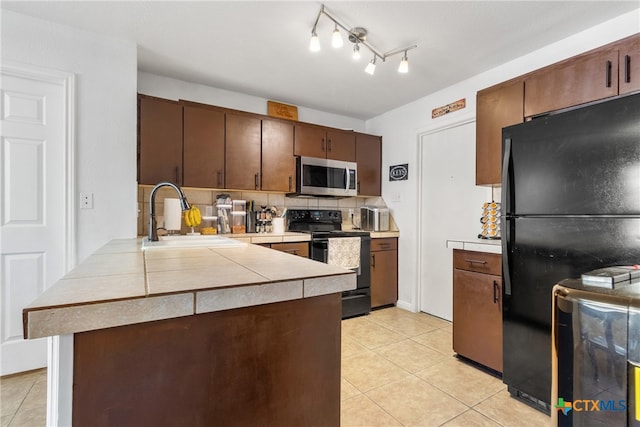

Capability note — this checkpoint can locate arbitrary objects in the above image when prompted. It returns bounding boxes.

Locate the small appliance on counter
[479,201,500,239]
[360,206,390,232]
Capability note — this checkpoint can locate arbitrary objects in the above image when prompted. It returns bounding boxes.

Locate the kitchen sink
[141,235,247,250]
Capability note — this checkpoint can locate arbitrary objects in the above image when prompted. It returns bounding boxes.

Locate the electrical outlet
[80,193,93,209]
[348,208,354,216]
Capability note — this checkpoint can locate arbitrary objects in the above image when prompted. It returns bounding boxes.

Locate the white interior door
[419,120,490,320]
[1,65,74,375]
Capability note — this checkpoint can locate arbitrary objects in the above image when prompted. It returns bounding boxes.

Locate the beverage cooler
[552,279,640,427]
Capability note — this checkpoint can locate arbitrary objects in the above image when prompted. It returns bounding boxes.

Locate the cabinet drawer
[269,242,309,258]
[371,238,397,252]
[453,250,501,275]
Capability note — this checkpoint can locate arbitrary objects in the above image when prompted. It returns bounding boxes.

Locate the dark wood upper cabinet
[294,123,356,162]
[524,48,619,117]
[475,80,523,186]
[182,104,225,188]
[138,95,183,185]
[225,113,261,190]
[355,133,382,196]
[262,119,295,192]
[619,34,640,95]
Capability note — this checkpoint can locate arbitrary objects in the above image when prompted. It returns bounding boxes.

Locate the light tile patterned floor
[341,307,551,427]
[0,307,551,426]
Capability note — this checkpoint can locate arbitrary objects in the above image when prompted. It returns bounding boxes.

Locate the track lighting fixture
[398,51,409,73]
[308,4,417,75]
[331,24,343,48]
[365,57,376,75]
[352,42,361,60]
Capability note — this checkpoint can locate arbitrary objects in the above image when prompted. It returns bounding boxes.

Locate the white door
[419,120,490,320]
[1,65,75,375]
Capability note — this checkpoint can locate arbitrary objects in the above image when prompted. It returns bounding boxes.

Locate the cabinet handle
[605,60,612,88]
[284,249,298,255]
[322,137,326,152]
[357,181,361,193]
[288,176,292,192]
[493,280,499,304]
[371,254,376,268]
[625,54,631,83]
[328,138,332,152]
[464,258,487,265]
[217,171,223,188]
[254,173,260,190]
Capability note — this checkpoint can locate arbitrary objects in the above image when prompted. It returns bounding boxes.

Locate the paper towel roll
[163,198,182,231]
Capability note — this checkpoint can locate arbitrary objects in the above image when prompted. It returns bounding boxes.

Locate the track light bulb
[365,57,376,75]
[331,25,343,48]
[309,31,320,52]
[398,52,409,73]
[352,43,361,60]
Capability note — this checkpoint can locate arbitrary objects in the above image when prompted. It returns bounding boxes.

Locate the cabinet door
[355,133,381,196]
[619,34,640,95]
[326,130,356,162]
[370,242,398,308]
[225,113,261,190]
[453,269,502,372]
[262,119,295,192]
[138,96,183,185]
[294,123,326,158]
[524,48,619,117]
[183,105,225,188]
[270,242,309,258]
[476,80,523,186]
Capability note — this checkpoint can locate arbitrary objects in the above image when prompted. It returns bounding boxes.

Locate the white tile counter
[446,238,502,254]
[23,237,355,339]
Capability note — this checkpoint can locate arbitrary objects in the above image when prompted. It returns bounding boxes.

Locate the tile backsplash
[137,185,385,236]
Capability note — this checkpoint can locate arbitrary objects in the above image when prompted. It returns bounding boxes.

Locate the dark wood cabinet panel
[183,105,225,188]
[453,249,502,276]
[262,119,295,192]
[326,129,356,161]
[225,113,261,190]
[294,123,356,162]
[370,238,398,309]
[475,80,523,186]
[355,133,382,196]
[269,242,309,258]
[294,123,326,158]
[619,34,640,95]
[524,48,619,117]
[138,95,183,185]
[453,267,503,372]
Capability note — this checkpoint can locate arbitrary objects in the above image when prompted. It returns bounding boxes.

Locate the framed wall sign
[389,164,408,181]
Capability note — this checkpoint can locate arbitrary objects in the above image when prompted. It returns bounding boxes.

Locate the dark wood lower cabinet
[370,238,398,309]
[72,294,341,427]
[267,241,309,258]
[452,249,502,372]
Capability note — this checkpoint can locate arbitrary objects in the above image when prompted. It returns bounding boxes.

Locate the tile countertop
[446,238,502,254]
[23,237,356,339]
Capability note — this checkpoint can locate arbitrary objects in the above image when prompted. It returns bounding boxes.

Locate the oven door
[297,157,357,197]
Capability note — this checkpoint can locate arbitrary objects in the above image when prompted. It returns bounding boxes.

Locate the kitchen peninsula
[23,237,355,427]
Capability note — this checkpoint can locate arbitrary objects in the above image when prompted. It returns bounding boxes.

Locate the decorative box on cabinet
[138,95,183,185]
[475,80,523,186]
[452,249,502,372]
[370,238,398,309]
[355,133,382,196]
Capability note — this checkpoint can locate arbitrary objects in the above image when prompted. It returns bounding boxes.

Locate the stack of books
[581,266,640,288]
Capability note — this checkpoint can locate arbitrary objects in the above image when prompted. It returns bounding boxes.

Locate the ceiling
[3,1,639,120]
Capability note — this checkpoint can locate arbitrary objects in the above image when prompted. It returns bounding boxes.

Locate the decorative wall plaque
[267,100,298,121]
[389,164,409,181]
[432,98,466,118]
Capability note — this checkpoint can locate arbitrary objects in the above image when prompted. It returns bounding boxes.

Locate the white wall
[1,11,138,263]
[367,10,639,313]
[138,72,366,132]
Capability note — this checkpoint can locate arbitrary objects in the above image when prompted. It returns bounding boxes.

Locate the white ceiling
[3,1,639,119]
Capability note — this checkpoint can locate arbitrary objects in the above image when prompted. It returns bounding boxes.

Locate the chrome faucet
[148,182,191,241]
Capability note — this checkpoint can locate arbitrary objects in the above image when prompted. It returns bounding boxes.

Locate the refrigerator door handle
[501,137,513,213]
[502,218,514,296]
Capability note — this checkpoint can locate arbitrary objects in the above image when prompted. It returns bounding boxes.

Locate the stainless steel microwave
[289,156,357,197]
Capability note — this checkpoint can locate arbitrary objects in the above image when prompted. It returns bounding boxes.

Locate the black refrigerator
[501,93,640,413]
